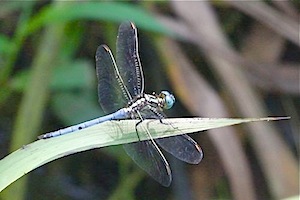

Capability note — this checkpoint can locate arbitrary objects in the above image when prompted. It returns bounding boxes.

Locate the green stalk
[1,15,66,200]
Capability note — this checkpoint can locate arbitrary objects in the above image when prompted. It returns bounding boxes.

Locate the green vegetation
[0,1,298,200]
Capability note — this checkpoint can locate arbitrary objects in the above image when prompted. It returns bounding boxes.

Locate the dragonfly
[39,21,203,186]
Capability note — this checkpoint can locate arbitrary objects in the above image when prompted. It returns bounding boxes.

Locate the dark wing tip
[129,21,136,29]
[193,144,204,164]
[95,45,113,71]
[95,44,111,59]
[161,178,172,187]
[160,162,172,187]
[118,21,137,33]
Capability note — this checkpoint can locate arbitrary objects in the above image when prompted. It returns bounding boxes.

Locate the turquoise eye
[161,91,175,109]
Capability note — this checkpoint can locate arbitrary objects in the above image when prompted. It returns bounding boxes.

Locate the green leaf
[51,92,101,125]
[26,2,171,36]
[0,116,289,191]
[50,60,95,91]
[0,34,12,55]
[10,59,94,92]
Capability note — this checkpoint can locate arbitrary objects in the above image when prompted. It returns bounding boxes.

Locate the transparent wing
[123,141,172,187]
[116,22,172,186]
[140,108,203,164]
[116,21,144,96]
[96,45,129,113]
[155,134,203,164]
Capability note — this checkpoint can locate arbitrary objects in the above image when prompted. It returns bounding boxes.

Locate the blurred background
[0,1,299,200]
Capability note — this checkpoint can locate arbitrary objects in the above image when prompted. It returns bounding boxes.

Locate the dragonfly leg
[148,106,169,125]
[135,120,142,141]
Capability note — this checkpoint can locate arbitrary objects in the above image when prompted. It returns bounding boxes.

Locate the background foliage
[0,1,299,200]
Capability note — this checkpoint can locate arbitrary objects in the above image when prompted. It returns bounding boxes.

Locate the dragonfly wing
[96,45,129,113]
[156,134,203,164]
[123,141,172,187]
[116,21,144,96]
[139,107,203,163]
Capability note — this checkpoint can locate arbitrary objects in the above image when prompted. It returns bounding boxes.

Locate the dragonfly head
[160,91,175,110]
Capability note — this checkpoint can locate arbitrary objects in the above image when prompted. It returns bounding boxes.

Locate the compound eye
[161,91,175,109]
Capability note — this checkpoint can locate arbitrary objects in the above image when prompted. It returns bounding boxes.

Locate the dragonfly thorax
[126,94,158,112]
[126,91,175,115]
